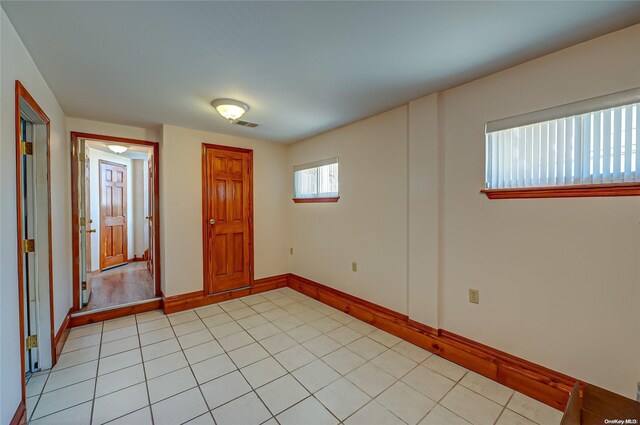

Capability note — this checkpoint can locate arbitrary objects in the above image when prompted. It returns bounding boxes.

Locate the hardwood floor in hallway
[83,262,155,311]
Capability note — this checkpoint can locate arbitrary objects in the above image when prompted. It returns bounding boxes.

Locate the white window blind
[485,88,640,189]
[294,157,339,198]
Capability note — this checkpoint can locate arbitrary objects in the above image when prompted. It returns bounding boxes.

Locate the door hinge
[249,265,253,272]
[21,141,33,155]
[81,281,87,290]
[26,335,38,350]
[23,239,36,253]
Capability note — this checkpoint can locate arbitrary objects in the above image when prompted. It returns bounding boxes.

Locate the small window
[484,88,640,198]
[293,157,339,202]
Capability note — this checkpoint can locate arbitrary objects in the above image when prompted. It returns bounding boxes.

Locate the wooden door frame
[85,154,92,272]
[71,132,161,311]
[201,143,255,295]
[15,81,56,410]
[98,159,129,271]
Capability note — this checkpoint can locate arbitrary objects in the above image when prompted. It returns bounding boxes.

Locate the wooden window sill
[292,197,340,203]
[481,183,640,199]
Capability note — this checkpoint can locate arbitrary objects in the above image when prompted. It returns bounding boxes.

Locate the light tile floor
[26,287,564,425]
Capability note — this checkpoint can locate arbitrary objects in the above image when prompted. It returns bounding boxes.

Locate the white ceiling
[3,1,640,143]
[85,139,151,160]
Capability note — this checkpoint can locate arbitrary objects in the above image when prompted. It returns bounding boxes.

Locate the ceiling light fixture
[211,98,249,121]
[108,145,128,154]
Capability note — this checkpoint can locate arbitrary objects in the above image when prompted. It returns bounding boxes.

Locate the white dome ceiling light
[108,144,128,154]
[211,98,249,122]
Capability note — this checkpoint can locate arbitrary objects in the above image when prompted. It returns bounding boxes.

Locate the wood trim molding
[287,273,576,411]
[481,182,640,199]
[53,308,72,366]
[69,299,162,327]
[293,197,340,203]
[15,80,55,408]
[163,274,289,314]
[70,132,162,311]
[10,401,26,425]
[201,143,254,154]
[63,271,595,412]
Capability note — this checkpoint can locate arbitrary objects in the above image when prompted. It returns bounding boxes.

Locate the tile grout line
[215,301,279,423]
[89,321,104,425]
[168,312,219,424]
[26,368,52,422]
[493,391,518,425]
[135,312,156,425]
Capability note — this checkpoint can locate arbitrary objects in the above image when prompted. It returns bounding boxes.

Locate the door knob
[209,219,216,225]
[85,229,96,233]
[145,216,152,220]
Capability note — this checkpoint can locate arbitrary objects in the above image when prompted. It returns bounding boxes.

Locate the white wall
[288,108,409,313]
[67,117,159,142]
[440,23,640,399]
[86,147,134,268]
[0,9,72,423]
[161,125,290,296]
[288,24,640,398]
[132,159,149,258]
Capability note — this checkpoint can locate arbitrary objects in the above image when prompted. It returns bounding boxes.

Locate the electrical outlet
[290,247,293,255]
[352,262,358,272]
[469,289,479,304]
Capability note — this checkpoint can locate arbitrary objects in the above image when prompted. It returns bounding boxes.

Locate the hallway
[83,263,155,312]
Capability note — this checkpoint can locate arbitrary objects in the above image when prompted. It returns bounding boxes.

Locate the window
[293,157,339,202]
[484,88,640,198]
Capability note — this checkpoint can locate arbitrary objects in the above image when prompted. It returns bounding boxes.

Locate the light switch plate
[352,262,358,272]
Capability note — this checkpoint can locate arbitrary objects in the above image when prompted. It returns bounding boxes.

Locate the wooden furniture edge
[292,197,340,203]
[287,273,575,411]
[10,400,26,425]
[481,182,640,199]
[53,308,72,366]
[69,300,162,327]
[163,274,289,314]
[582,383,640,422]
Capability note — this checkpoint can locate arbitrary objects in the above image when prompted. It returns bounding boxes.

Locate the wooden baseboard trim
[70,299,162,327]
[53,308,72,366]
[71,270,576,410]
[163,274,289,315]
[10,401,26,425]
[287,273,575,411]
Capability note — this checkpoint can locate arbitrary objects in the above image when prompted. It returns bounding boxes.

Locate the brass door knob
[209,219,216,225]
[145,216,152,220]
[86,229,96,234]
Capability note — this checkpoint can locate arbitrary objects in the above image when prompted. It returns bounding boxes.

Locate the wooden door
[85,154,92,272]
[202,144,253,294]
[100,160,128,270]
[147,155,154,275]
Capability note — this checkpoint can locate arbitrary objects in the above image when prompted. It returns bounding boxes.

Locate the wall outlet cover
[469,289,480,304]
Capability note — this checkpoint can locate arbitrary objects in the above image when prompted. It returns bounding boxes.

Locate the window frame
[482,88,640,199]
[292,157,340,203]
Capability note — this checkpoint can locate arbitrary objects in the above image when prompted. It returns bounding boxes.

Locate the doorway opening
[71,133,161,314]
[15,81,56,413]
